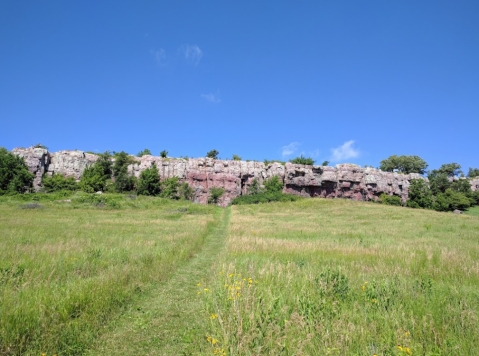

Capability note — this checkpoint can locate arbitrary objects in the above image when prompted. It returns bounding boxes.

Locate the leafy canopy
[379,155,428,175]
[0,147,34,194]
[289,155,315,165]
[137,148,152,157]
[206,150,219,159]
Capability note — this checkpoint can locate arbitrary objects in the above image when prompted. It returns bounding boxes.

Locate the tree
[79,151,113,193]
[379,155,428,175]
[178,182,194,200]
[160,177,180,199]
[160,150,168,158]
[289,155,315,165]
[0,147,34,194]
[433,189,470,212]
[406,178,433,209]
[137,149,152,157]
[208,186,224,204]
[113,151,135,192]
[206,150,219,159]
[137,163,162,196]
[322,160,330,166]
[436,163,463,177]
[232,154,242,161]
[467,167,479,178]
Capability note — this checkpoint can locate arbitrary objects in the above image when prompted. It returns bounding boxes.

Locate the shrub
[160,150,168,158]
[247,179,263,195]
[79,151,113,193]
[112,151,136,192]
[208,187,224,204]
[433,189,470,212]
[379,155,428,175]
[264,159,286,166]
[232,154,242,161]
[178,182,194,200]
[231,192,301,205]
[0,147,35,194]
[467,167,479,178]
[264,176,283,193]
[450,179,472,195]
[137,149,151,157]
[322,160,330,166]
[160,177,180,199]
[379,193,402,206]
[137,163,162,196]
[428,172,451,195]
[407,178,433,209]
[289,155,315,165]
[42,173,78,192]
[206,150,219,159]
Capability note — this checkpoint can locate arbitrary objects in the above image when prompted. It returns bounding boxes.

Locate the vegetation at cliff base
[0,147,34,194]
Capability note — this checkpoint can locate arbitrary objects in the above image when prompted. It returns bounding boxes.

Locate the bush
[206,150,219,159]
[79,151,113,193]
[379,193,402,206]
[231,192,302,205]
[42,173,78,192]
[160,177,180,199]
[264,159,285,166]
[407,178,433,209]
[467,167,479,178]
[113,151,136,192]
[289,155,315,165]
[137,163,162,196]
[433,189,471,212]
[322,160,330,166]
[264,176,283,193]
[137,149,151,157]
[208,187,224,204]
[0,147,35,193]
[247,179,263,195]
[160,150,168,158]
[178,182,194,200]
[232,154,242,161]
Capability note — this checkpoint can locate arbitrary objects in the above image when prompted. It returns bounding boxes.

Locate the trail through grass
[85,207,231,355]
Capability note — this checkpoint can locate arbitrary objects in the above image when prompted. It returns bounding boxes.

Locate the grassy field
[0,193,217,355]
[1,195,479,355]
[199,199,479,356]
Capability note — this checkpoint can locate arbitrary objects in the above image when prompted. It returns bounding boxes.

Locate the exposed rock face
[16,147,477,207]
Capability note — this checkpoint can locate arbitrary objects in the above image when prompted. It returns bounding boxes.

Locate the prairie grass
[199,199,479,356]
[0,193,216,355]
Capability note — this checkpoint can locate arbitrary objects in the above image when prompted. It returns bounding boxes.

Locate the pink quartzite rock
[16,148,475,207]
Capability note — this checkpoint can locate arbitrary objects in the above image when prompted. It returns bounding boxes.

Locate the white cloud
[151,48,166,66]
[201,93,221,103]
[282,142,301,158]
[330,140,360,162]
[182,44,203,65]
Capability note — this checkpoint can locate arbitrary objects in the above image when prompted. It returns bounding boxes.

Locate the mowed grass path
[199,199,479,355]
[85,207,231,356]
[0,197,217,356]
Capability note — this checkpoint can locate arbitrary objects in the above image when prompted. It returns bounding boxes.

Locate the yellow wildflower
[404,347,412,355]
[362,285,366,292]
[204,288,209,292]
[397,345,403,351]
[210,313,218,319]
[197,283,201,287]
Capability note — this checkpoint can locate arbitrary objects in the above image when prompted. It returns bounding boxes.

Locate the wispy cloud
[330,140,360,162]
[201,93,221,103]
[309,149,320,158]
[151,48,166,66]
[181,44,203,65]
[282,142,301,158]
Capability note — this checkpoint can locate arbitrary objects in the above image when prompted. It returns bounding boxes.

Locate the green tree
[232,154,242,161]
[379,155,428,175]
[42,173,78,192]
[437,163,463,177]
[113,151,135,192]
[428,171,451,195]
[322,160,330,166]
[160,150,168,158]
[406,179,433,209]
[289,155,315,165]
[467,167,479,178]
[137,149,152,157]
[264,176,283,193]
[208,186,224,204]
[160,177,180,199]
[137,163,162,196]
[433,189,470,212]
[79,151,113,193]
[0,147,35,194]
[206,150,219,159]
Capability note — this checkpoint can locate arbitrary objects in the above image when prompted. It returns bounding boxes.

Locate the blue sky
[1,1,478,172]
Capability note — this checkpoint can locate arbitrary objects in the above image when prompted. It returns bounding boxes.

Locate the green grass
[2,195,479,355]
[199,199,479,355]
[465,205,479,217]
[0,193,217,355]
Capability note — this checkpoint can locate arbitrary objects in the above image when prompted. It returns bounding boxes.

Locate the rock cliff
[11,147,452,207]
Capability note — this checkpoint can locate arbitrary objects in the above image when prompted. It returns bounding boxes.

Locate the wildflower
[197,283,201,286]
[404,347,412,355]
[362,285,366,292]
[224,284,228,287]
[212,338,218,344]
[405,331,410,337]
[255,280,258,284]
[207,336,212,343]
[228,273,235,277]
[210,313,218,319]
[397,345,403,351]
[204,288,209,292]
[371,299,377,304]
[197,291,201,295]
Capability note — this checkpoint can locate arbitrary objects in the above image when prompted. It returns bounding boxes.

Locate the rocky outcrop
[11,147,459,207]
